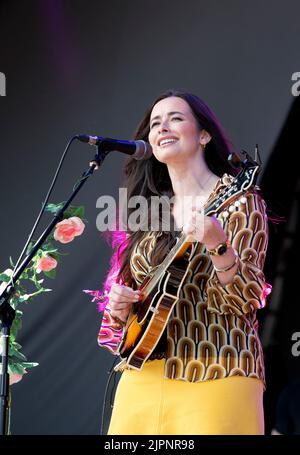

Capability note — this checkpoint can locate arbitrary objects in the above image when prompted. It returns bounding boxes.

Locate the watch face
[218,244,228,255]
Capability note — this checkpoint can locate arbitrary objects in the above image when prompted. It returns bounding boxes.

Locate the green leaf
[19,270,29,280]
[8,361,39,373]
[63,205,85,219]
[30,277,44,286]
[0,273,10,282]
[11,341,22,350]
[44,269,57,279]
[45,203,85,221]
[8,362,26,375]
[47,252,60,262]
[17,287,51,302]
[46,202,65,214]
[53,251,68,257]
[25,240,36,255]
[18,294,32,303]
[70,206,85,219]
[11,316,22,331]
[9,347,27,361]
[42,244,57,253]
[29,275,43,290]
[9,293,23,310]
[9,256,15,267]
[10,314,22,340]
[20,362,39,369]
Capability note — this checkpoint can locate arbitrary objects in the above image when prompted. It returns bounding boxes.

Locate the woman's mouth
[159,138,178,147]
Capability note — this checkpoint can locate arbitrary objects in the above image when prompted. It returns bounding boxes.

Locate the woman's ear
[199,129,212,147]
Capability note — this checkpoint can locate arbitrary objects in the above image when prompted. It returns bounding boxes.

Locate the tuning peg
[254,144,262,165]
[229,205,235,213]
[234,200,240,207]
[228,152,243,169]
[221,210,229,219]
[240,196,247,204]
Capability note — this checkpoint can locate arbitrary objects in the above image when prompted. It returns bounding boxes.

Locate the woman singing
[96,89,270,435]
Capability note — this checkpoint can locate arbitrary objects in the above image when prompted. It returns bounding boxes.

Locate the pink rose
[9,373,25,385]
[54,216,85,244]
[36,255,57,273]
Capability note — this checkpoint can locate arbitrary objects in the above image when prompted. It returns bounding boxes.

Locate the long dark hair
[113,89,238,288]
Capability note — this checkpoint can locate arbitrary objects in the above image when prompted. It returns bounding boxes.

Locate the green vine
[0,203,86,380]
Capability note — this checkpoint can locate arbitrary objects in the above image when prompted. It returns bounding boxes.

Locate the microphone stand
[0,146,109,435]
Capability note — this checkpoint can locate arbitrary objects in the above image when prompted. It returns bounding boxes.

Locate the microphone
[77,134,152,160]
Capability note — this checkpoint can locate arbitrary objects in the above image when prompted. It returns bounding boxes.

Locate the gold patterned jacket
[98,174,271,389]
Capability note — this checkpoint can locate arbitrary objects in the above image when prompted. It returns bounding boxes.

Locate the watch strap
[207,238,231,256]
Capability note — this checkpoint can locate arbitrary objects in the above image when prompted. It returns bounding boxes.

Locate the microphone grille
[134,141,153,160]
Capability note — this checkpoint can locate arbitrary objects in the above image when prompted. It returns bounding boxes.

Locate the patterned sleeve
[96,235,128,355]
[97,306,125,355]
[205,191,272,316]
[98,232,160,354]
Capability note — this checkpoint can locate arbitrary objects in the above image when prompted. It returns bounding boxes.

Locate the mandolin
[114,152,261,372]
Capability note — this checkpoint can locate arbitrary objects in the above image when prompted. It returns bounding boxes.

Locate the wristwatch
[206,238,231,256]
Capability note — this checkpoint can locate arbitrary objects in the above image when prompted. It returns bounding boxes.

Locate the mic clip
[89,146,110,170]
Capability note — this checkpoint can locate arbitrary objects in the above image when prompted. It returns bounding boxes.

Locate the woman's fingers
[107,300,131,320]
[108,300,133,323]
[110,309,130,324]
[108,300,132,310]
[111,283,141,299]
[107,284,143,321]
[182,211,205,242]
[182,220,194,234]
[109,292,139,304]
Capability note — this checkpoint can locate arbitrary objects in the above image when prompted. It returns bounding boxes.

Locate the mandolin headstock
[204,149,262,218]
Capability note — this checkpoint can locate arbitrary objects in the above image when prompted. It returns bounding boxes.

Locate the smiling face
[148,96,206,164]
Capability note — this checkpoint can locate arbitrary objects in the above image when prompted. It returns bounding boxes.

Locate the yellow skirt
[107,359,264,435]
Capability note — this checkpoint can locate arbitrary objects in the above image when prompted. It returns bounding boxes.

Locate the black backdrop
[1,0,299,434]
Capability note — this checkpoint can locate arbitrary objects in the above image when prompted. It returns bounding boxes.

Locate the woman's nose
[158,119,169,134]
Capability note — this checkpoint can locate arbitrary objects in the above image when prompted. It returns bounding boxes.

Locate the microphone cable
[100,355,120,435]
[9,135,79,288]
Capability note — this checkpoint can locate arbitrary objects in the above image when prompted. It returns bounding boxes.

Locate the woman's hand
[183,206,227,249]
[107,283,143,324]
[183,206,239,285]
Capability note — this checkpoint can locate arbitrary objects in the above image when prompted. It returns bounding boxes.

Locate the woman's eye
[150,117,182,129]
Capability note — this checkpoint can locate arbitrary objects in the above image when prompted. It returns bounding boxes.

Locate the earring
[202,143,206,150]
